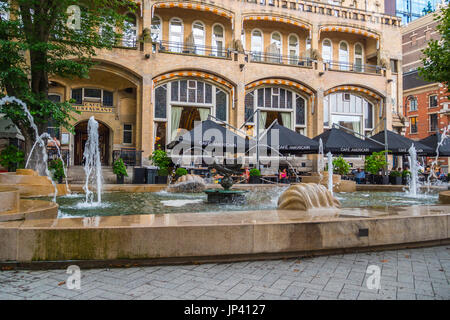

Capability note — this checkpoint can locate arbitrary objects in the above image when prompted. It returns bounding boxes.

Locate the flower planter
[116,175,125,184]
[249,176,261,184]
[156,176,168,184]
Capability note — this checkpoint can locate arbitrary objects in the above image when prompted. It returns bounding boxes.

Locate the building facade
[395,0,441,24]
[402,9,449,168]
[48,0,404,168]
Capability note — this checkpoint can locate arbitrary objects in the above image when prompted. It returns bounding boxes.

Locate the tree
[419,3,450,97]
[422,1,434,15]
[0,0,135,158]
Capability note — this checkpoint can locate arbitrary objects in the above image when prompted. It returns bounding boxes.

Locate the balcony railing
[111,37,138,49]
[158,40,231,58]
[247,51,314,67]
[113,149,143,167]
[326,60,382,74]
[240,0,401,27]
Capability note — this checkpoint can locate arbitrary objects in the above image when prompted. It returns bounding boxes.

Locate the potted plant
[365,151,388,184]
[156,167,169,184]
[113,158,128,184]
[48,158,65,184]
[249,168,261,184]
[402,170,411,185]
[389,170,402,185]
[149,148,171,185]
[332,156,351,176]
[0,144,25,172]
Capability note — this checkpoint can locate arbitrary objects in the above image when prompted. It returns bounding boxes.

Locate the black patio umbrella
[247,120,319,155]
[313,128,385,155]
[419,133,450,157]
[166,119,247,151]
[370,130,434,155]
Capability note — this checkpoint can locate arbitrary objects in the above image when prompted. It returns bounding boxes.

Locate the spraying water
[327,152,334,195]
[82,117,103,205]
[426,125,449,189]
[318,139,325,184]
[0,96,61,201]
[407,144,420,197]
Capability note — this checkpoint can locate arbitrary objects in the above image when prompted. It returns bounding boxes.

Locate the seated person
[354,168,365,184]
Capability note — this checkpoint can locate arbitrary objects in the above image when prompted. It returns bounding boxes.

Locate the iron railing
[247,51,314,67]
[157,40,231,58]
[326,60,382,74]
[113,149,143,167]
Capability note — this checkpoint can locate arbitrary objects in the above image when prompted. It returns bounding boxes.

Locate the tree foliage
[0,0,135,155]
[419,3,450,97]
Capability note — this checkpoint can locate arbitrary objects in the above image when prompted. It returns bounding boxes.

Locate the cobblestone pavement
[1,246,449,300]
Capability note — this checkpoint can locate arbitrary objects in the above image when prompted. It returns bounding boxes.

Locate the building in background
[396,0,441,24]
[402,9,449,170]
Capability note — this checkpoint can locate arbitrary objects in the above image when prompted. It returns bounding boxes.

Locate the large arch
[318,24,380,41]
[242,13,311,32]
[324,84,385,102]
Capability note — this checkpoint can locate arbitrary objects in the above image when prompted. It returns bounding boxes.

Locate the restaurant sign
[74,102,113,113]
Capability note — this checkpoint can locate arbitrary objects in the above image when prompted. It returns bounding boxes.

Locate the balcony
[247,51,314,68]
[242,0,401,27]
[157,41,231,59]
[326,60,383,75]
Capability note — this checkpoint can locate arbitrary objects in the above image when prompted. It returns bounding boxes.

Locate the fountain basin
[0,187,20,214]
[0,205,448,265]
[301,174,356,193]
[439,191,450,204]
[0,170,68,197]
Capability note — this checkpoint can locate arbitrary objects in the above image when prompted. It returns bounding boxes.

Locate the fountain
[426,125,449,189]
[408,144,420,197]
[327,152,334,195]
[167,174,206,193]
[82,116,103,205]
[278,183,340,211]
[204,163,248,204]
[0,96,68,198]
[318,138,325,184]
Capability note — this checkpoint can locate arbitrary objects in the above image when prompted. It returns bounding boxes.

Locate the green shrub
[249,168,261,177]
[175,167,188,176]
[402,170,411,178]
[365,151,388,175]
[149,148,171,170]
[158,167,169,176]
[48,158,65,182]
[332,156,351,175]
[113,158,128,177]
[0,145,24,171]
[389,170,401,177]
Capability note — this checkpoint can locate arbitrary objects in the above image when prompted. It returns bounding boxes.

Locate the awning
[313,128,385,155]
[419,133,450,157]
[166,120,247,151]
[370,130,434,155]
[248,120,319,155]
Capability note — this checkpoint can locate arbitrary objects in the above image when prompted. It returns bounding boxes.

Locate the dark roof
[248,121,319,155]
[419,134,450,157]
[371,130,434,155]
[403,70,434,91]
[313,128,385,155]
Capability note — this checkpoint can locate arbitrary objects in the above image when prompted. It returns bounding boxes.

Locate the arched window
[354,43,364,72]
[339,41,349,71]
[151,15,162,43]
[408,96,418,111]
[123,13,137,47]
[192,21,205,55]
[288,35,299,65]
[270,32,282,63]
[322,39,332,64]
[251,29,263,61]
[169,18,183,53]
[212,24,225,57]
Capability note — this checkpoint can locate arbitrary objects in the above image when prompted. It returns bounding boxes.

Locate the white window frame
[169,17,184,53]
[288,34,299,65]
[211,23,225,57]
[338,40,350,71]
[123,12,138,47]
[251,29,264,61]
[322,38,333,64]
[192,20,206,55]
[354,42,364,72]
[151,15,162,43]
[270,31,283,62]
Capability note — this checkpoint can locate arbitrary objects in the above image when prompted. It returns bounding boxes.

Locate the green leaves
[331,156,351,176]
[113,158,128,177]
[149,148,171,170]
[48,158,65,181]
[419,4,450,97]
[0,144,25,171]
[365,151,388,175]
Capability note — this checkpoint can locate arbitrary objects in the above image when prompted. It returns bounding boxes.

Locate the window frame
[322,38,333,64]
[169,17,184,53]
[123,123,133,145]
[122,12,138,48]
[211,23,225,57]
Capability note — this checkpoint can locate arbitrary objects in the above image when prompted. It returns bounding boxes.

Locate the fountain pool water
[318,139,325,184]
[51,188,441,219]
